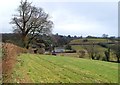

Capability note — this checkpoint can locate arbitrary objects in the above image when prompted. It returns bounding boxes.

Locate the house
[54,47,65,53]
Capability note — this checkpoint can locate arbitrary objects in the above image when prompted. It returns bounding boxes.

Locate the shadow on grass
[108,61,120,63]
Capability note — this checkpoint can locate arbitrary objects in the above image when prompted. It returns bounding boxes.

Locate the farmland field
[71,45,107,52]
[70,39,117,61]
[69,38,112,45]
[71,45,108,59]
[10,54,118,83]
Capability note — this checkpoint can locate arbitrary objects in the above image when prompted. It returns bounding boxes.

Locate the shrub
[77,50,85,58]
[44,51,51,55]
[65,50,76,53]
[102,57,106,61]
[98,43,108,48]
[83,39,88,42]
[104,48,110,61]
[95,54,101,60]
[65,45,72,50]
[38,48,45,54]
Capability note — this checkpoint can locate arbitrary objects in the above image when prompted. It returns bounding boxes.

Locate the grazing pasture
[69,38,112,45]
[10,54,118,83]
[70,38,117,61]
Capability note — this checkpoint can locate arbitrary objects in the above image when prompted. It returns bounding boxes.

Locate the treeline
[2,33,120,63]
[2,33,80,50]
[2,33,119,49]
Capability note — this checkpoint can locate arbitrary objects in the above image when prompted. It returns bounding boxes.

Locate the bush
[38,48,45,54]
[102,57,106,61]
[44,51,51,55]
[83,39,88,42]
[104,49,110,61]
[77,50,85,58]
[95,55,101,60]
[98,43,108,48]
[65,50,76,53]
[65,45,72,50]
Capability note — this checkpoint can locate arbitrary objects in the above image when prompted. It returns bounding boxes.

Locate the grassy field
[10,54,118,83]
[71,45,107,51]
[71,45,107,59]
[70,38,116,61]
[70,38,112,45]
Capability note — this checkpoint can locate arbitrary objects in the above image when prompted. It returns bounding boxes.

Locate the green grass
[70,38,117,61]
[72,45,106,51]
[71,45,107,59]
[71,45,84,51]
[70,38,112,45]
[11,54,118,83]
[71,44,117,61]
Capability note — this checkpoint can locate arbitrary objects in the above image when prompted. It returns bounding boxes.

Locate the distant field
[71,45,107,59]
[10,54,118,83]
[70,38,112,45]
[70,38,116,61]
[71,45,107,51]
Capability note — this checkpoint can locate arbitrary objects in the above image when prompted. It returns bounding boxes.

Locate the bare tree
[84,43,98,59]
[104,47,110,61]
[102,34,108,38]
[111,44,120,63]
[10,0,53,48]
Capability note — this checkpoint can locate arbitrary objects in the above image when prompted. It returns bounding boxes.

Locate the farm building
[54,47,65,53]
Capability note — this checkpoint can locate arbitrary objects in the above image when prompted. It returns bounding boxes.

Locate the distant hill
[69,38,118,61]
[2,33,118,48]
[2,33,23,47]
[1,33,80,48]
[69,38,116,45]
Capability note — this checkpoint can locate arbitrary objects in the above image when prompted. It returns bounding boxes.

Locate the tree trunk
[117,56,120,63]
[21,34,28,49]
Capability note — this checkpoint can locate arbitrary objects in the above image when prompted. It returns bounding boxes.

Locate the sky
[0,0,118,37]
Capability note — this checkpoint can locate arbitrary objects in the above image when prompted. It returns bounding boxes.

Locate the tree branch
[14,18,23,31]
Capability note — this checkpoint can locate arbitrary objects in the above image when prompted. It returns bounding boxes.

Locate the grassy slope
[11,54,118,83]
[71,45,107,59]
[70,38,115,60]
[70,38,112,45]
[72,45,107,51]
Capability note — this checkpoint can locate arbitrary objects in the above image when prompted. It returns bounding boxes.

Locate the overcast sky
[0,0,118,37]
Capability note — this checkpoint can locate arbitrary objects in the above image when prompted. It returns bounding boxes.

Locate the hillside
[69,38,117,61]
[9,54,118,83]
[69,38,114,45]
